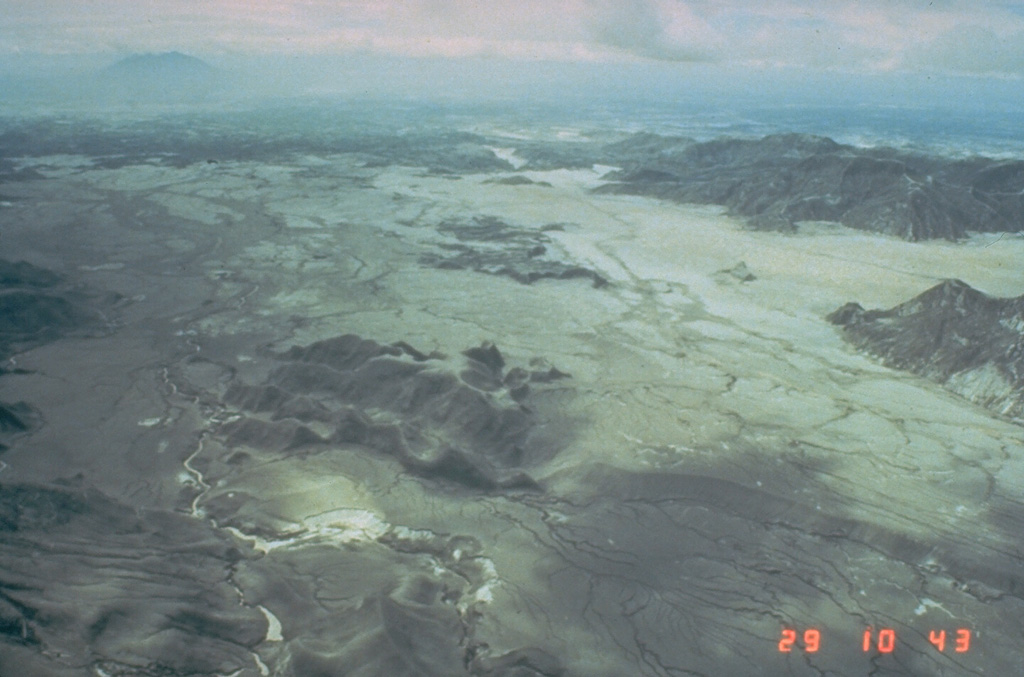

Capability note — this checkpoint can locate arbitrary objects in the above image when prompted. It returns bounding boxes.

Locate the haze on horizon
[2,0,1023,110]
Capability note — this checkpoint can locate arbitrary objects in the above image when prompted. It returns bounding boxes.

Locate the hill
[94,52,220,104]
[597,133,1024,240]
[829,279,1024,419]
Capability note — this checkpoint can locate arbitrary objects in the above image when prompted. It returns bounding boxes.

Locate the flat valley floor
[1,134,1023,676]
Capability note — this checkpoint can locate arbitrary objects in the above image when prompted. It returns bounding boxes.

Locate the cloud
[586,0,722,62]
[2,0,1024,81]
[583,0,1024,77]
[583,1,892,69]
[904,24,1024,76]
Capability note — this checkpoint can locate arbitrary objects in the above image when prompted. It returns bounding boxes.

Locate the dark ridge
[0,483,265,673]
[220,334,573,490]
[597,132,1024,240]
[282,333,415,370]
[0,260,120,458]
[511,131,697,171]
[0,261,61,289]
[829,279,1024,419]
[0,291,89,344]
[421,216,608,288]
[0,115,513,172]
[714,261,756,284]
[482,175,552,187]
[463,342,505,373]
[0,259,118,360]
[0,403,33,434]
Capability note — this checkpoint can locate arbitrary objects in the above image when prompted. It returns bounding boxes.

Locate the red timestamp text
[778,627,971,654]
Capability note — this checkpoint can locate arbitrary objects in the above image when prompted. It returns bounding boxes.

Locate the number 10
[863,628,896,653]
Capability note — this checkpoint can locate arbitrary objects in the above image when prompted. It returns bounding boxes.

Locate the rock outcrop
[221,334,571,490]
[0,259,118,449]
[598,133,1024,240]
[420,215,608,288]
[0,482,267,676]
[829,279,1024,419]
[0,259,117,359]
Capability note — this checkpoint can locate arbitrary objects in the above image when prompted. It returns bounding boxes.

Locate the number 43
[929,629,971,653]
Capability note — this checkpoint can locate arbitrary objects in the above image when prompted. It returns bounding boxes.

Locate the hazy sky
[2,1,1023,106]
[2,0,1022,75]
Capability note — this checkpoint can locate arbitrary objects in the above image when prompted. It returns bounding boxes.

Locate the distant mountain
[94,52,220,104]
[597,133,1024,240]
[104,51,213,78]
[829,280,1024,420]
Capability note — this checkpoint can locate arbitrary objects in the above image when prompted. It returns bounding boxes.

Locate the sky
[2,1,1023,105]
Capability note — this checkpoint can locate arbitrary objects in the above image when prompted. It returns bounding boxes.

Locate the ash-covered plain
[1,106,1023,677]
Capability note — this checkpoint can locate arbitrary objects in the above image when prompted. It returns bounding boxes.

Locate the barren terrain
[1,120,1023,676]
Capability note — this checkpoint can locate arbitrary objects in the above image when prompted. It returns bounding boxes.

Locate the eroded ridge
[214,334,571,491]
[830,279,1024,420]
